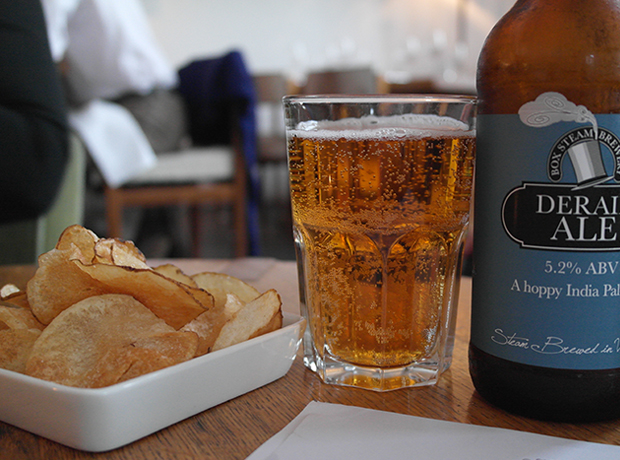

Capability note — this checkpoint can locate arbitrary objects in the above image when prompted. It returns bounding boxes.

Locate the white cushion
[128,147,235,185]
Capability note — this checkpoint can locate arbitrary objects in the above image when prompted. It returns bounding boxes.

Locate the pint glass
[284,95,476,390]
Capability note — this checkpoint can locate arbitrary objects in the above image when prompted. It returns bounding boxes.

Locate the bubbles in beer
[289,115,475,368]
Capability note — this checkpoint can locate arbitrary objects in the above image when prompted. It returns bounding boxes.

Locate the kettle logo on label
[503,92,620,251]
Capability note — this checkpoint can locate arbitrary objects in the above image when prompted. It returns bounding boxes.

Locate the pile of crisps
[0,225,282,388]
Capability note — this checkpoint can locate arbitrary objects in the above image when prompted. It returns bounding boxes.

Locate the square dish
[0,312,304,452]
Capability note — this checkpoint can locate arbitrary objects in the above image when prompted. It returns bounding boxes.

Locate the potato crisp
[0,225,283,388]
[25,294,197,388]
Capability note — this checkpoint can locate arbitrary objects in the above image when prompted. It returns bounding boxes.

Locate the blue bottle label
[472,92,620,370]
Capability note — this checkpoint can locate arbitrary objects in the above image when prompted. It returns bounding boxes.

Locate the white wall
[141,0,513,88]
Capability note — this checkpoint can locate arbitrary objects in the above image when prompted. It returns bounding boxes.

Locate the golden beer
[288,112,475,386]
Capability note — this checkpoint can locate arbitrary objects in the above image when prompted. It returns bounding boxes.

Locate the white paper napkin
[247,401,620,460]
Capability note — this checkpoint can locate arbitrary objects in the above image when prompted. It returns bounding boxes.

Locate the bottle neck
[478,0,620,114]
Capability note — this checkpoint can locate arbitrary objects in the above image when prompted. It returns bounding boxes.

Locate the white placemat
[247,401,620,460]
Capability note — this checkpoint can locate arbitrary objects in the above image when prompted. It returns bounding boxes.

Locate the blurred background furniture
[252,73,292,253]
[378,77,439,94]
[253,74,288,166]
[0,134,86,264]
[300,67,378,94]
[253,73,289,204]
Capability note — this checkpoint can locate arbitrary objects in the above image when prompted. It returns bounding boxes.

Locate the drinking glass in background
[283,95,476,390]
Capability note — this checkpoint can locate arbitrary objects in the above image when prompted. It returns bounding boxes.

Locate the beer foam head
[292,114,473,140]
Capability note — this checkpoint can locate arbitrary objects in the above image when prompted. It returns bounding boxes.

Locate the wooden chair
[103,116,248,258]
[301,67,378,94]
[103,52,259,259]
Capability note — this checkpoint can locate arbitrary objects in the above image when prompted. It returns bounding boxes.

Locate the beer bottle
[470,0,620,422]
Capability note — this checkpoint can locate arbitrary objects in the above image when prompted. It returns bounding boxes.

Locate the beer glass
[284,95,476,390]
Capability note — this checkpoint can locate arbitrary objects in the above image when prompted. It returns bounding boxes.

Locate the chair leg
[233,199,247,258]
[190,205,202,258]
[104,187,123,239]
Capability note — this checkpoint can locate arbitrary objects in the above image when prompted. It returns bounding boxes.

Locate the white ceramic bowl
[0,312,305,452]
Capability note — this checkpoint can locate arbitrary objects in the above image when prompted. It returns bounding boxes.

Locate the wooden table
[1,258,620,459]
